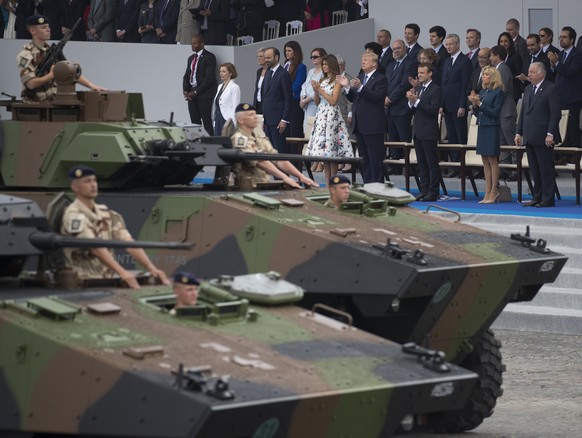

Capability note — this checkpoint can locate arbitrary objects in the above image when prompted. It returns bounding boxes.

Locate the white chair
[237,35,254,46]
[332,10,348,26]
[226,34,234,46]
[285,20,303,36]
[263,20,280,41]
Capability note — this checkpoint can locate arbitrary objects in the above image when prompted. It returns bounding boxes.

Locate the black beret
[235,103,256,113]
[329,174,351,186]
[68,165,96,179]
[173,271,200,286]
[27,15,50,26]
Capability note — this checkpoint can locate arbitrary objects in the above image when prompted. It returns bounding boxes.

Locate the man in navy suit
[404,23,422,64]
[261,47,293,153]
[377,29,394,72]
[539,27,560,56]
[340,52,388,183]
[429,25,449,70]
[465,28,481,70]
[548,26,582,148]
[515,62,561,207]
[442,33,473,166]
[182,34,217,135]
[197,0,228,45]
[154,0,180,43]
[407,63,443,201]
[115,0,140,42]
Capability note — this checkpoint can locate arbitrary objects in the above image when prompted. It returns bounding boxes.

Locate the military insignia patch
[71,219,81,231]
[19,58,28,67]
[237,137,246,146]
[75,169,83,177]
[333,177,340,184]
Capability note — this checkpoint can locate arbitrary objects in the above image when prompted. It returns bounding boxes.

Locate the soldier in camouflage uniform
[324,174,351,208]
[231,103,318,189]
[17,15,104,102]
[169,271,200,315]
[61,165,169,289]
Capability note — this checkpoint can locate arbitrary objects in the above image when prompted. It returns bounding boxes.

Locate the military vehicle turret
[0,88,568,434]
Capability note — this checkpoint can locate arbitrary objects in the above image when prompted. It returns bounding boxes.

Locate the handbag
[498,181,512,202]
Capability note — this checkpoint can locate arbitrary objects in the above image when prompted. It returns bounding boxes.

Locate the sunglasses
[311,55,321,59]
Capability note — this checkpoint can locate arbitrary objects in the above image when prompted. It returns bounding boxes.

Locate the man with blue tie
[261,47,293,154]
[548,26,582,148]
[339,52,388,183]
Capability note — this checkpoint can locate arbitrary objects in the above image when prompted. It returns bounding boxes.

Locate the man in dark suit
[468,47,491,95]
[385,39,416,159]
[154,0,180,43]
[429,25,449,69]
[404,23,422,64]
[377,29,394,72]
[340,52,388,183]
[515,62,561,207]
[465,28,481,70]
[506,18,528,62]
[115,0,141,42]
[407,63,443,202]
[261,47,293,153]
[516,34,551,90]
[548,26,582,148]
[182,34,217,135]
[539,27,560,55]
[442,33,473,164]
[62,0,90,41]
[197,0,228,45]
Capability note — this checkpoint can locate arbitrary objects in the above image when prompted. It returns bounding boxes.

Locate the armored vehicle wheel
[428,329,504,433]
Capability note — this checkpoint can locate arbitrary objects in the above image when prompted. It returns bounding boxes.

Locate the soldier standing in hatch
[169,271,200,315]
[61,165,170,289]
[17,14,105,102]
[324,174,351,208]
[231,103,318,189]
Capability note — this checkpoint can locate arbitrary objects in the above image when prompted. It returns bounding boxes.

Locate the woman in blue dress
[468,66,504,204]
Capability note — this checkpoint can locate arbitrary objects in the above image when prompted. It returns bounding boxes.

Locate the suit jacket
[466,48,479,69]
[496,62,517,118]
[517,80,561,145]
[154,0,180,43]
[521,50,552,88]
[261,65,293,126]
[554,46,582,105]
[436,45,450,69]
[182,48,217,99]
[253,67,266,109]
[514,34,529,61]
[407,42,422,63]
[199,0,228,45]
[474,88,503,126]
[63,0,90,41]
[212,80,241,124]
[385,55,416,116]
[176,0,200,44]
[442,53,473,112]
[543,44,560,56]
[115,0,141,42]
[88,0,118,42]
[379,47,394,71]
[347,69,388,135]
[411,81,443,141]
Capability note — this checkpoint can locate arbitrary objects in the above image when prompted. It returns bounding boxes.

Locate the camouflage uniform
[16,42,62,102]
[323,199,338,209]
[230,129,278,187]
[60,199,132,279]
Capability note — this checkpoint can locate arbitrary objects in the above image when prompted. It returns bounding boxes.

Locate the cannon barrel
[28,232,192,251]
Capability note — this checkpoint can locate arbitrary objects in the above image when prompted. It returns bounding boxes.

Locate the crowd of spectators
[0,0,369,43]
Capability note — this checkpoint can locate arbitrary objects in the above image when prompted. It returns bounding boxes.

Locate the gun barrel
[29,232,192,251]
[216,148,362,164]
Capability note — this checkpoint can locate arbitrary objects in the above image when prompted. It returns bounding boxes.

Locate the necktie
[562,51,568,63]
[189,53,198,83]
[419,85,426,97]
[468,50,473,59]
[362,74,368,86]
[532,85,537,95]
[393,61,400,71]
[531,55,536,65]
[406,46,410,54]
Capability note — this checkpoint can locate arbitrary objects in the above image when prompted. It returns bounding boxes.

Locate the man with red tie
[182,33,217,135]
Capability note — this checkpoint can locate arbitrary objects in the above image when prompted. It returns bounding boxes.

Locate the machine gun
[23,18,82,100]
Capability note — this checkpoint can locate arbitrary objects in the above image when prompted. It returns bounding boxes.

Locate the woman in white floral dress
[306,54,354,185]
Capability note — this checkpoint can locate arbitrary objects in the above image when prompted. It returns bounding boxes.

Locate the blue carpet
[409,190,582,219]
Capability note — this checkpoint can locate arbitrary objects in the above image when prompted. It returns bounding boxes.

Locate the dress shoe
[536,202,555,208]
[415,193,427,201]
[420,194,438,202]
[522,200,540,207]
[482,193,500,204]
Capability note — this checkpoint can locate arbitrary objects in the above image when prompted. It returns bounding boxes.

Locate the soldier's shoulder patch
[71,219,81,231]
[64,213,86,234]
[19,57,29,68]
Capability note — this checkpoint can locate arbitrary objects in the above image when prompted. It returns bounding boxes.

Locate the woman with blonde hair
[468,66,504,203]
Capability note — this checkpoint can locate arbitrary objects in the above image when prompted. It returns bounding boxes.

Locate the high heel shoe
[483,193,499,204]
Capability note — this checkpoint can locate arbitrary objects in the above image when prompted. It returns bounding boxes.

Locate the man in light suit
[182,34,217,135]
[176,0,201,45]
[442,33,473,167]
[154,0,180,43]
[88,0,118,41]
[515,62,561,207]
[261,47,293,154]
[407,63,443,202]
[340,52,388,183]
[548,26,582,148]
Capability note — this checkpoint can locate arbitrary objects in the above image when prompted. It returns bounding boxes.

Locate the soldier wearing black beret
[170,271,201,314]
[16,15,105,102]
[325,174,351,208]
[231,103,318,190]
[60,165,170,289]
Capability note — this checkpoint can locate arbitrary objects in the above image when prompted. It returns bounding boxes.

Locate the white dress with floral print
[305,78,354,158]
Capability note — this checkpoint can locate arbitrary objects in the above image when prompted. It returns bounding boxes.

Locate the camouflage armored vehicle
[0,87,568,434]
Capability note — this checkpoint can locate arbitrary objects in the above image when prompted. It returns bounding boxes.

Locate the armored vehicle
[0,88,568,434]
